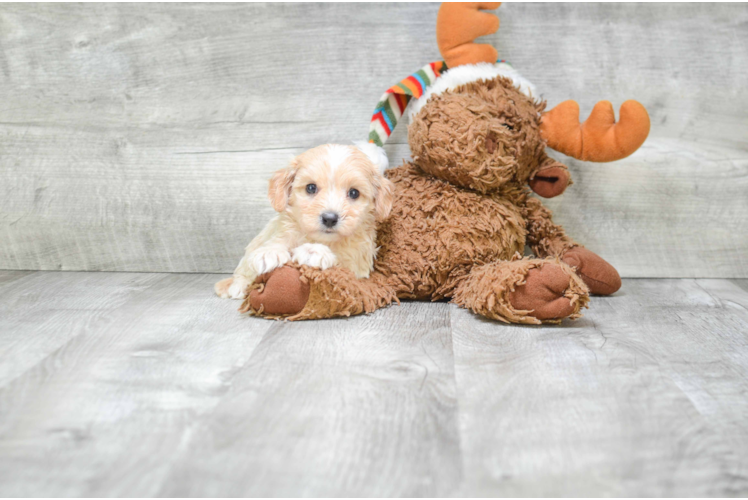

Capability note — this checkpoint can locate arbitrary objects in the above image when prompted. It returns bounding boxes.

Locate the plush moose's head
[405,2,650,197]
[409,75,559,194]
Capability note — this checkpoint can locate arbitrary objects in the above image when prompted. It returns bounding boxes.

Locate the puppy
[215,143,394,300]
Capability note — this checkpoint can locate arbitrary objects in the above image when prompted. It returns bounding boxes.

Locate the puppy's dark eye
[306,183,317,195]
[348,188,360,200]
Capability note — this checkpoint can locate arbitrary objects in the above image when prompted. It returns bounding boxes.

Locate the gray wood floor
[1,271,747,496]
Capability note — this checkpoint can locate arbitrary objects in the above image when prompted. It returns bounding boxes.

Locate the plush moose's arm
[523,197,622,295]
[522,196,578,258]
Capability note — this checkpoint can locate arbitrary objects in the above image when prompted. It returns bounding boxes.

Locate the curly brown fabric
[522,196,577,258]
[409,77,548,193]
[453,256,589,325]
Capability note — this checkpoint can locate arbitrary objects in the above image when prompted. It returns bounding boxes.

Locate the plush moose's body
[231,3,650,323]
[241,76,626,324]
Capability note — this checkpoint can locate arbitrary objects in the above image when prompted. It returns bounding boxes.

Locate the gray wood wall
[1,3,746,277]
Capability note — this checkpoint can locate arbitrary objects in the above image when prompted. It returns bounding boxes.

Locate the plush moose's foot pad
[562,247,621,295]
[239,266,310,317]
[508,263,578,321]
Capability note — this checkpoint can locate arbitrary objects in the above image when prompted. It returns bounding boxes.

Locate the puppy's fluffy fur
[215,144,394,300]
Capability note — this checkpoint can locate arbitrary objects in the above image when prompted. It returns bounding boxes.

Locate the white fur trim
[353,140,389,173]
[408,63,537,121]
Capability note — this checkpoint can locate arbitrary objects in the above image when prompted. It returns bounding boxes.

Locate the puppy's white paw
[227,275,251,300]
[292,243,338,270]
[215,277,234,298]
[250,245,291,275]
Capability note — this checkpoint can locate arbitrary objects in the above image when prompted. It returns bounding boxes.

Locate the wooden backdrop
[1,3,746,277]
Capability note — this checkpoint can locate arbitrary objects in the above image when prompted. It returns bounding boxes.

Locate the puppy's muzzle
[320,212,339,229]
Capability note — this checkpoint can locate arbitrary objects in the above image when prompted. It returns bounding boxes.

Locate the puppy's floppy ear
[353,140,388,174]
[268,158,299,212]
[352,141,393,221]
[374,175,395,222]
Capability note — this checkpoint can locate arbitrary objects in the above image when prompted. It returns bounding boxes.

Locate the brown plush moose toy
[239,2,650,324]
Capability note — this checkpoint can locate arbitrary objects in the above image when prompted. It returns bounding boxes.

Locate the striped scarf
[368,61,447,147]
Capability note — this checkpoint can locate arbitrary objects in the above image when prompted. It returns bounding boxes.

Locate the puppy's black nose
[321,212,339,228]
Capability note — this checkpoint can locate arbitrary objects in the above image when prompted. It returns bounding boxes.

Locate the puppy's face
[268,145,394,242]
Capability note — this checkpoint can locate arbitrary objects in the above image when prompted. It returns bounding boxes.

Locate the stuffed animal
[239,2,650,324]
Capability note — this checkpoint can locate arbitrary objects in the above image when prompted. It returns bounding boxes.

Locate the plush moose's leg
[560,247,622,295]
[238,266,310,317]
[452,258,589,325]
[239,264,398,320]
[523,197,621,295]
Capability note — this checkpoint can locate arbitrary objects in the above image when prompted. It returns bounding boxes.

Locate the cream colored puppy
[215,143,393,300]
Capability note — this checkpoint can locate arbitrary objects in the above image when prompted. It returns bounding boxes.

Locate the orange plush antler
[437,2,502,68]
[541,100,650,162]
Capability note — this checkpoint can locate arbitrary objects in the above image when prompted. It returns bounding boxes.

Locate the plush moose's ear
[268,158,300,212]
[528,162,571,198]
